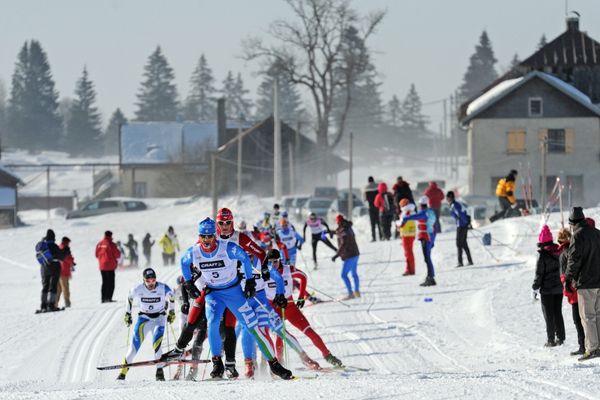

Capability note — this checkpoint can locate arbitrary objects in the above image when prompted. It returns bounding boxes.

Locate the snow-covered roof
[0,165,24,186]
[120,121,251,165]
[462,71,600,124]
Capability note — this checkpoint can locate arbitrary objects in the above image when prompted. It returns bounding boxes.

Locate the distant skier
[364,176,381,242]
[142,233,155,267]
[446,191,473,267]
[95,230,121,303]
[331,214,360,300]
[401,196,437,287]
[158,226,180,266]
[302,212,337,268]
[275,217,304,266]
[125,234,139,267]
[374,182,395,240]
[55,236,75,308]
[35,229,65,312]
[117,268,175,381]
[398,199,417,276]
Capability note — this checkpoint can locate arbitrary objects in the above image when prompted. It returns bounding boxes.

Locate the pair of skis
[97,358,210,371]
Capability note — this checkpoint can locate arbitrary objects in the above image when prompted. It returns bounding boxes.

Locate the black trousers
[572,302,586,350]
[368,207,381,241]
[379,213,393,240]
[540,293,565,342]
[311,233,337,263]
[162,252,175,266]
[100,270,115,302]
[177,311,207,357]
[41,262,60,309]
[432,207,441,233]
[456,226,473,265]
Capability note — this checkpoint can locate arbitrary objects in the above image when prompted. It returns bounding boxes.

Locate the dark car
[314,186,338,200]
[66,199,147,219]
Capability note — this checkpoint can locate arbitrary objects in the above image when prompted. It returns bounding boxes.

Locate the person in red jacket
[55,237,75,308]
[95,230,121,303]
[423,181,445,233]
[374,182,395,240]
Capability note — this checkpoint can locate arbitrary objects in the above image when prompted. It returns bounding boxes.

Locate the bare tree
[244,0,385,151]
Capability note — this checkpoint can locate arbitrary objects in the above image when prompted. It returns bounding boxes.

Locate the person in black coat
[142,233,155,267]
[532,225,565,347]
[38,229,65,312]
[364,176,381,242]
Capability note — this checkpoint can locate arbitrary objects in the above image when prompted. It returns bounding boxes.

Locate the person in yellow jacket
[158,226,180,266]
[495,170,517,218]
[397,199,417,276]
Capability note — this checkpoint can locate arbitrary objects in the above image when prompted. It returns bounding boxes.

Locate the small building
[0,165,23,227]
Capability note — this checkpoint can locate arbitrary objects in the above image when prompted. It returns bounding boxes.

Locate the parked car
[300,197,333,221]
[314,186,338,200]
[282,196,295,210]
[291,196,310,221]
[328,197,366,224]
[66,199,147,219]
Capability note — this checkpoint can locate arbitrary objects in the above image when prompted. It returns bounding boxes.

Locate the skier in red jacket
[56,237,75,308]
[95,230,121,303]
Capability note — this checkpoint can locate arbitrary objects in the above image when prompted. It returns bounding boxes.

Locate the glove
[184,280,201,299]
[181,303,190,314]
[244,278,256,298]
[261,259,270,281]
[167,310,176,324]
[124,312,132,327]
[565,280,575,293]
[296,243,302,250]
[332,255,339,262]
[274,293,288,309]
[329,231,334,239]
[296,297,306,309]
[320,231,327,240]
[531,289,539,301]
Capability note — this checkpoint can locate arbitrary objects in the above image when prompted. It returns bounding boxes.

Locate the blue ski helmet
[198,217,216,236]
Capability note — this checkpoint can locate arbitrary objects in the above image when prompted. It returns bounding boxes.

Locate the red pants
[187,291,206,324]
[271,300,330,358]
[402,236,415,274]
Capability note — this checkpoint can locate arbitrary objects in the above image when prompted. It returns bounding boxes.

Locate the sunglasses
[199,234,215,239]
[218,221,232,225]
[144,277,156,282]
[268,258,280,263]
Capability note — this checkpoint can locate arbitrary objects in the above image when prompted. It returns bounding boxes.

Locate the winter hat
[46,229,56,241]
[368,176,374,183]
[569,207,585,224]
[538,225,553,244]
[586,217,596,228]
[335,213,345,225]
[557,228,571,244]
[418,196,429,206]
[446,190,455,199]
[105,230,113,238]
[399,198,410,208]
[61,236,71,244]
[401,203,416,213]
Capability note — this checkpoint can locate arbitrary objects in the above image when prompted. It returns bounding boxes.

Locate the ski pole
[166,320,172,379]
[307,285,351,308]
[126,325,131,348]
[252,296,294,362]
[282,307,288,366]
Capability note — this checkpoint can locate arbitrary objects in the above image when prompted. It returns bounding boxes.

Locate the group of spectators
[115,226,180,269]
[532,206,600,361]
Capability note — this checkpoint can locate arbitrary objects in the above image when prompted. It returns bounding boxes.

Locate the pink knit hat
[538,225,553,244]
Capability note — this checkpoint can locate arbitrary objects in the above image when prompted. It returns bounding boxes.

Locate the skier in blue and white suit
[192,217,293,380]
[276,215,304,265]
[117,267,175,381]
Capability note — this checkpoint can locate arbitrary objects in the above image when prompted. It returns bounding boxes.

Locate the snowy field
[1,195,599,399]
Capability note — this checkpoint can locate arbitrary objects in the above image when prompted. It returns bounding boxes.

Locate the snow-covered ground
[0,195,599,400]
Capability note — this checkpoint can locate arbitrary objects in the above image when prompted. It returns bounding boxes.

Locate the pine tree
[255,62,304,122]
[400,83,428,130]
[104,108,127,155]
[233,73,252,120]
[184,54,217,120]
[387,95,401,127]
[0,79,6,144]
[7,40,61,151]
[220,71,252,120]
[509,53,520,70]
[135,46,179,121]
[458,31,498,102]
[537,34,547,49]
[65,67,102,155]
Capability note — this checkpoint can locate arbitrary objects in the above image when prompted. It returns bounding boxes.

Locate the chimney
[217,98,226,147]
[566,15,579,31]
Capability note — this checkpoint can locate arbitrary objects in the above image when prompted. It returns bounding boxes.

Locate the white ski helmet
[418,195,429,206]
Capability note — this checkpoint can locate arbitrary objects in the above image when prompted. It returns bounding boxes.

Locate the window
[83,202,99,211]
[507,129,526,154]
[134,182,147,198]
[99,201,119,209]
[547,129,565,153]
[529,97,543,117]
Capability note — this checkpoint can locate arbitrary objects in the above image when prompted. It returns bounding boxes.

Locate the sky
[1,0,599,130]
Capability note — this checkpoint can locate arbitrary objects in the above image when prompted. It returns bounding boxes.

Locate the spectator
[364,176,381,242]
[446,191,473,267]
[55,237,75,308]
[374,182,395,240]
[424,182,445,233]
[565,207,600,361]
[142,233,155,267]
[558,227,585,355]
[125,233,139,267]
[392,176,414,206]
[397,199,416,276]
[35,229,64,312]
[401,196,437,287]
[95,230,121,303]
[158,226,180,266]
[532,225,565,347]
[332,214,360,300]
[495,170,518,218]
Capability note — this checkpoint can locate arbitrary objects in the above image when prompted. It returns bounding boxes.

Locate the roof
[461,71,600,125]
[0,165,24,186]
[120,121,251,165]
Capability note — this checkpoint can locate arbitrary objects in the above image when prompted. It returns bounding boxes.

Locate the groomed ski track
[1,196,600,399]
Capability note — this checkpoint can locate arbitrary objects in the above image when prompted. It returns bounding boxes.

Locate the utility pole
[347,132,353,222]
[237,125,242,199]
[273,79,282,200]
[443,99,448,176]
[540,135,548,209]
[46,166,50,220]
[288,141,294,195]
[211,152,217,218]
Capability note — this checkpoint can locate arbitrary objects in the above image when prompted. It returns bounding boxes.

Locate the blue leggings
[341,256,360,295]
[421,240,435,278]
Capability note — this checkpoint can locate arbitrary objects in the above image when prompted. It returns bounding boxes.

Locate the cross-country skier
[331,214,360,300]
[401,196,437,287]
[164,217,292,379]
[446,191,473,267]
[266,251,343,368]
[302,212,337,269]
[117,268,175,381]
[276,217,304,266]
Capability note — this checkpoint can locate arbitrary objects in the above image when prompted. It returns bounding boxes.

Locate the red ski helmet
[216,207,234,235]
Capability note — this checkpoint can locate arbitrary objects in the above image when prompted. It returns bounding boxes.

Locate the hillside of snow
[0,195,599,399]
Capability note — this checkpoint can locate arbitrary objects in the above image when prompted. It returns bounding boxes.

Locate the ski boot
[244,358,255,379]
[116,372,126,380]
[155,368,165,381]
[353,291,361,298]
[300,352,321,370]
[308,295,322,304]
[210,356,225,378]
[571,347,585,356]
[161,345,184,361]
[225,360,239,379]
[325,353,343,368]
[340,293,355,301]
[268,358,293,380]
[173,365,184,380]
[419,277,436,287]
[186,367,199,381]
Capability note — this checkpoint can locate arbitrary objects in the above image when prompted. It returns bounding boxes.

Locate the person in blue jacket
[401,196,437,287]
[446,191,474,267]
